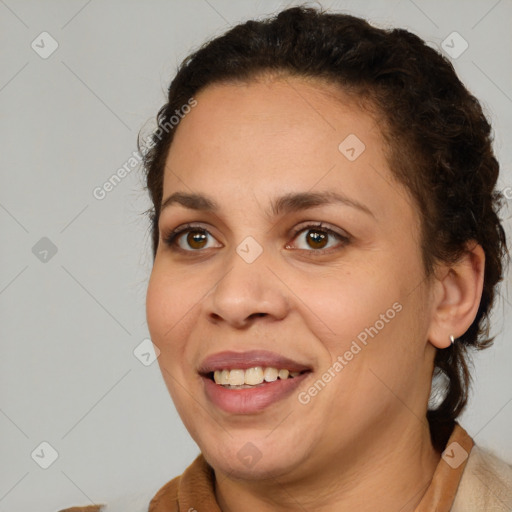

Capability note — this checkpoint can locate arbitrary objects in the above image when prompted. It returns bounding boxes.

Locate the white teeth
[214,370,230,385]
[228,369,245,386]
[278,369,289,380]
[263,367,279,382]
[213,370,227,386]
[212,367,303,386]
[245,367,264,385]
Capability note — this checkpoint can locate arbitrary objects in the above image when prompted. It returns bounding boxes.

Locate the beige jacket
[452,443,512,511]
[59,424,512,512]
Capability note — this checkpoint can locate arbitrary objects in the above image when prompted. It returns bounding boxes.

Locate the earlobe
[428,242,485,349]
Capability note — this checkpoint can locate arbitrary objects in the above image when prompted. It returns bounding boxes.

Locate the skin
[145,75,485,511]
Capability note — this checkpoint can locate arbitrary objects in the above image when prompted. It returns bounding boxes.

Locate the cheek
[146,265,210,375]
[146,264,196,336]
[146,270,198,409]
[145,274,170,341]
[146,268,189,361]
[300,269,402,350]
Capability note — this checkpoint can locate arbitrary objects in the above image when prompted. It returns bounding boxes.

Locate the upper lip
[198,350,312,375]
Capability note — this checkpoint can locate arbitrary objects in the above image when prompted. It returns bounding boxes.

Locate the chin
[194,428,310,481]
[205,445,303,481]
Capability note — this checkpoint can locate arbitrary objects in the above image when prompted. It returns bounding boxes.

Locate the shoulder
[58,458,196,512]
[58,507,103,512]
[452,444,512,511]
[147,474,181,511]
[58,477,180,512]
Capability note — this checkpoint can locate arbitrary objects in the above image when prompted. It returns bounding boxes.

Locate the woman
[61,5,512,512]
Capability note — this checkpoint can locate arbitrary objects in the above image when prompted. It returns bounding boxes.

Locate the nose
[205,250,290,329]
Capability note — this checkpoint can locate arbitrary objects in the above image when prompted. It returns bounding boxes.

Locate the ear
[428,242,485,349]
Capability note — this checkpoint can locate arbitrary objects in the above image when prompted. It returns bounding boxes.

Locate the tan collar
[414,423,474,511]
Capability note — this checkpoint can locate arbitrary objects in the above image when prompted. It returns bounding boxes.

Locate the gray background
[0,0,511,510]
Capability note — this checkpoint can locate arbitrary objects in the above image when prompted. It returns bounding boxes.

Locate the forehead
[166,78,382,171]
[161,77,414,224]
[172,77,381,147]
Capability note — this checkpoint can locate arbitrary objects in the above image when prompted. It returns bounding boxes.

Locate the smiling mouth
[205,367,311,389]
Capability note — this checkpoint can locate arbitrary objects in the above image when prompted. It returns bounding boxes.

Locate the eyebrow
[160,190,374,218]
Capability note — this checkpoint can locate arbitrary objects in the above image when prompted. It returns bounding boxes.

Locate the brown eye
[305,229,329,249]
[185,230,208,249]
[163,225,222,251]
[287,223,350,253]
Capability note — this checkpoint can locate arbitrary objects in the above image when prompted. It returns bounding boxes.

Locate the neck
[214,417,441,512]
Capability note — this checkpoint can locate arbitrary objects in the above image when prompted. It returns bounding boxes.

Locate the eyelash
[162,222,350,255]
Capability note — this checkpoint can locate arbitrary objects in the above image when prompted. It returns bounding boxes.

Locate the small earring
[449,334,455,345]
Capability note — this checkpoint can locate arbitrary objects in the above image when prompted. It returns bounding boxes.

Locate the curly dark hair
[139,6,508,451]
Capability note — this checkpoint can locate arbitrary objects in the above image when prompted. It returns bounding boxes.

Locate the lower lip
[202,373,310,414]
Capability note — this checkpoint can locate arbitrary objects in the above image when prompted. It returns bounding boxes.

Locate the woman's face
[146,77,438,481]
